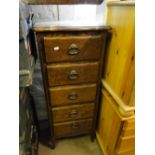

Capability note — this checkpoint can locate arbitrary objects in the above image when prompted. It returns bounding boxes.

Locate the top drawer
[44,35,103,63]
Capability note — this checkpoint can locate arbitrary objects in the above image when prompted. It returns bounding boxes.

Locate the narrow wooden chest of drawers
[33,23,110,148]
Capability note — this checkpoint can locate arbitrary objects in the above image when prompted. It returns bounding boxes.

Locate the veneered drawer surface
[47,62,99,87]
[52,103,94,123]
[49,84,97,106]
[54,119,93,138]
[44,35,103,62]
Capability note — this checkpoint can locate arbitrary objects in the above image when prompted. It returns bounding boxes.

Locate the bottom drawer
[54,119,93,138]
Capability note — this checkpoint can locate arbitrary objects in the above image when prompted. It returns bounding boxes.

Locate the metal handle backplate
[68,43,80,56]
[71,122,80,129]
[68,70,79,80]
[69,110,78,118]
[68,92,78,100]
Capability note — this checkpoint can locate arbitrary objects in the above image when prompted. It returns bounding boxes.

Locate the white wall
[29,5,58,22]
[29,2,106,24]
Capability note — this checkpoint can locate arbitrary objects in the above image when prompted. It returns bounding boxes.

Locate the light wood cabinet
[97,1,135,155]
[97,90,135,155]
[104,0,135,107]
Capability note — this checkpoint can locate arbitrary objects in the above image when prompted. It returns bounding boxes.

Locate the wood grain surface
[104,2,135,106]
[49,84,97,106]
[47,62,99,87]
[44,35,103,63]
[54,119,93,138]
[52,102,94,123]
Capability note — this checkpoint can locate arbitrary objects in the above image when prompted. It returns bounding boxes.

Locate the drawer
[47,62,99,87]
[44,35,103,62]
[121,119,135,137]
[115,150,135,155]
[54,119,93,138]
[52,103,94,123]
[116,136,135,153]
[49,84,97,106]
[121,128,135,137]
[123,119,135,130]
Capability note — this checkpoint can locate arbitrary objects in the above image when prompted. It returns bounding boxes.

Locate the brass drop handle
[68,70,79,80]
[69,110,78,118]
[71,122,80,129]
[67,43,80,55]
[68,92,78,100]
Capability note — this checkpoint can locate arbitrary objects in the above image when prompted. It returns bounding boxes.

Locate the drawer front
[49,84,97,106]
[116,136,135,153]
[54,119,93,138]
[122,118,135,137]
[52,103,94,123]
[47,62,99,87]
[44,35,103,62]
[121,129,135,137]
[123,119,135,130]
[115,150,135,155]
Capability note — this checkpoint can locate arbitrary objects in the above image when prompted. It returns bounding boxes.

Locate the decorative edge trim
[107,0,135,6]
[102,80,135,114]
[33,25,111,32]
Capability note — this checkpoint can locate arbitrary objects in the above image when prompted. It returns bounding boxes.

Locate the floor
[39,135,103,155]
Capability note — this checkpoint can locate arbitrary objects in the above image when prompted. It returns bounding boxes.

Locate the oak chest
[33,22,110,148]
